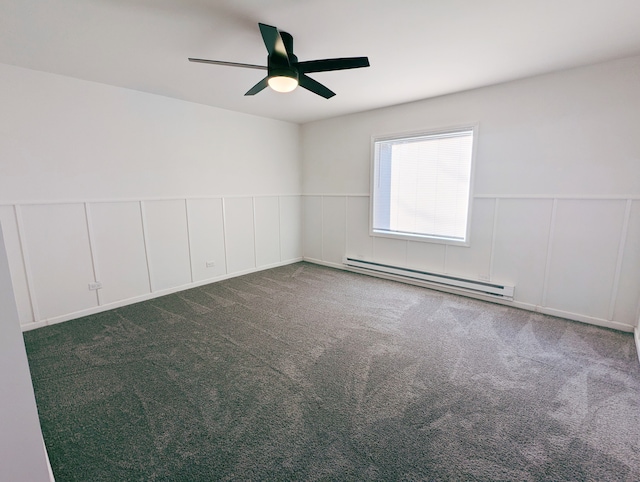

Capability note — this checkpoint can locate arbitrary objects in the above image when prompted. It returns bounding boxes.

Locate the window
[371,126,476,245]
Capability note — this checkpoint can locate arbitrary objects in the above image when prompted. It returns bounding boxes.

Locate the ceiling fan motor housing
[268,65,299,82]
[269,31,298,80]
[280,32,296,62]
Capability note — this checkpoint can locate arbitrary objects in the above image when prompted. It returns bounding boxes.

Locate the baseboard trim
[303,257,635,333]
[21,258,303,332]
[23,256,636,337]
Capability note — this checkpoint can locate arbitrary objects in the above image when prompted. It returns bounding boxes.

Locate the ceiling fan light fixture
[268,74,298,93]
[190,23,369,99]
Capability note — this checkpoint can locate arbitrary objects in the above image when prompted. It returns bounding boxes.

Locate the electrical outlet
[88,281,103,290]
[205,261,215,268]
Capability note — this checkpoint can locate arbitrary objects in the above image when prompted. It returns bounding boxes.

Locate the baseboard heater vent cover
[342,257,515,300]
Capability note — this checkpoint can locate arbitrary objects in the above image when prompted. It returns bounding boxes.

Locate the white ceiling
[2,0,640,124]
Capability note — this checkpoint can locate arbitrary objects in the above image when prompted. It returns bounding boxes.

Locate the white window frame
[369,124,478,247]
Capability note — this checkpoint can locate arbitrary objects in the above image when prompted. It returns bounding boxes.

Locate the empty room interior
[2,0,640,480]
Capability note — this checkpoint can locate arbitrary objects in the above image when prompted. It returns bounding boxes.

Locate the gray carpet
[23,262,640,481]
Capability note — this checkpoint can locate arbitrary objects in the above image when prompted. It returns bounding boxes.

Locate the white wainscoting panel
[322,197,346,265]
[303,196,322,260]
[613,200,640,323]
[445,198,496,280]
[545,199,626,320]
[21,203,98,320]
[224,197,256,274]
[89,201,151,304]
[491,199,553,305]
[0,207,33,324]
[372,236,408,267]
[254,196,281,267]
[406,241,447,274]
[6,195,301,329]
[187,198,227,281]
[279,195,302,261]
[301,194,640,330]
[5,192,637,330]
[346,196,373,261]
[142,200,192,292]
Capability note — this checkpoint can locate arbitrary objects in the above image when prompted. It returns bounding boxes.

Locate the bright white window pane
[372,128,474,243]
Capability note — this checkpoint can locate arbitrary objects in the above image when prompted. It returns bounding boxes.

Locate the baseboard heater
[342,257,515,300]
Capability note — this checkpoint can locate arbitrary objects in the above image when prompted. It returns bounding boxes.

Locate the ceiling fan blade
[188,58,267,70]
[258,23,289,64]
[296,57,370,74]
[299,74,335,99]
[245,77,269,96]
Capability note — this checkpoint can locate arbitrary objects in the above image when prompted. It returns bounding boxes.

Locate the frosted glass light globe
[268,76,298,93]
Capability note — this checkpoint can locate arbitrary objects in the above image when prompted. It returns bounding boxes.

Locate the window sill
[371,229,470,247]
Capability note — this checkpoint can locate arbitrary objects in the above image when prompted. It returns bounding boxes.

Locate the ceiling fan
[189,23,370,99]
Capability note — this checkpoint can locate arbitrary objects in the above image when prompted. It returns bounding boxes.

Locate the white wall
[0,63,302,328]
[301,56,640,331]
[0,225,52,481]
[0,64,300,201]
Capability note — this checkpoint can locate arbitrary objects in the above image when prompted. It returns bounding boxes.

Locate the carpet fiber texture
[24,262,640,481]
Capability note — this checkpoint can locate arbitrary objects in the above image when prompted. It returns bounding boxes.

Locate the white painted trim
[12,205,36,323]
[541,198,557,307]
[489,198,499,281]
[302,193,369,198]
[301,194,640,201]
[303,257,343,270]
[185,199,195,283]
[221,198,230,274]
[83,203,102,306]
[635,328,640,365]
[527,305,633,333]
[320,196,325,262]
[20,258,303,332]
[251,197,258,268]
[5,194,637,206]
[608,199,632,320]
[0,194,304,206]
[14,205,40,323]
[368,126,477,249]
[473,194,640,200]
[138,201,154,293]
[370,229,470,247]
[303,258,635,333]
[344,196,349,258]
[369,127,476,245]
[636,282,640,332]
[277,196,283,263]
[10,195,302,329]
